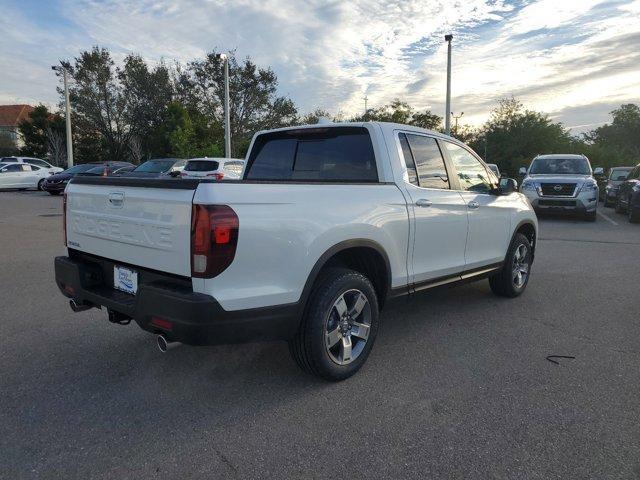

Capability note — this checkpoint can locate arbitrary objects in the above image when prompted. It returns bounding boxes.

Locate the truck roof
[254,121,463,146]
[534,154,587,160]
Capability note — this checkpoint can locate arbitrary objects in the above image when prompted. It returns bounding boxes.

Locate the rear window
[185,160,220,172]
[245,127,378,182]
[1,157,18,163]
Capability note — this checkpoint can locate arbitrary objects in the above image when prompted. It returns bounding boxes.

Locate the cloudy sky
[1,0,639,133]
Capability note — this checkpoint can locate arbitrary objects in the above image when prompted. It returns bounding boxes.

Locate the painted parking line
[597,210,619,226]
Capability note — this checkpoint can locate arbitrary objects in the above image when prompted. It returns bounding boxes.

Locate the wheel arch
[513,220,537,260]
[297,239,392,318]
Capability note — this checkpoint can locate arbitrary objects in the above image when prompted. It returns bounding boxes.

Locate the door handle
[415,199,432,208]
[467,201,479,209]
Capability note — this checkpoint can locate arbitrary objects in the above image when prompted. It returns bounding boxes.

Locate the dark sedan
[615,163,640,223]
[42,162,134,195]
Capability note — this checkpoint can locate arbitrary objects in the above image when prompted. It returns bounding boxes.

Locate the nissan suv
[519,154,603,221]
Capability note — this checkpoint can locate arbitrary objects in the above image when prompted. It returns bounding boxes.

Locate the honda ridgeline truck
[55,123,537,380]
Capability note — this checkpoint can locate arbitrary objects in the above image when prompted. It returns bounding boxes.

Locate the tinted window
[609,168,632,180]
[1,157,18,162]
[83,166,107,175]
[28,159,48,167]
[406,134,449,189]
[443,142,493,193]
[2,164,23,172]
[246,127,377,182]
[64,164,96,174]
[29,165,41,171]
[398,133,418,186]
[133,160,175,173]
[529,157,590,175]
[185,161,220,172]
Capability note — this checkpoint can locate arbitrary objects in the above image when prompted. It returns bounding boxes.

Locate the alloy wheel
[325,289,371,365]
[512,244,529,289]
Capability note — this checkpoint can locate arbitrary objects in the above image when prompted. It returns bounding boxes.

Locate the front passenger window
[443,142,493,193]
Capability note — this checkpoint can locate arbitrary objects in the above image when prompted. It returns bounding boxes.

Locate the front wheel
[585,210,597,222]
[489,233,532,298]
[37,179,45,191]
[289,268,379,381]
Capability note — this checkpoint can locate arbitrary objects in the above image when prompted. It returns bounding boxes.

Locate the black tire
[603,198,613,208]
[48,191,61,196]
[37,179,45,191]
[629,203,640,223]
[489,233,532,298]
[585,210,597,222]
[615,197,625,214]
[289,268,379,381]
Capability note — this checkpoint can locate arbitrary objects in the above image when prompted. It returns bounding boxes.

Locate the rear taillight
[102,168,108,177]
[191,205,239,278]
[205,172,224,180]
[62,192,67,246]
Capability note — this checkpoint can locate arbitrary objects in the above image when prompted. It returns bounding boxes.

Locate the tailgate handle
[108,192,125,207]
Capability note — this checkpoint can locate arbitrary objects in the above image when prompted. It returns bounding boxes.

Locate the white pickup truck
[55,122,537,380]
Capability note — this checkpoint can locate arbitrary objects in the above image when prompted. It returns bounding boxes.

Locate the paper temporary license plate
[113,265,138,295]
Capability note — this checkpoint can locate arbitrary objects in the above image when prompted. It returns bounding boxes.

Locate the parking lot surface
[1,190,639,479]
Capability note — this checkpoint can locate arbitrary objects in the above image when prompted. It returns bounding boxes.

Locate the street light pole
[220,54,231,158]
[52,64,74,167]
[444,34,453,136]
[451,111,464,135]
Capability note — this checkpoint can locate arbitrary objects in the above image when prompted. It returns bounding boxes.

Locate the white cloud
[0,0,638,132]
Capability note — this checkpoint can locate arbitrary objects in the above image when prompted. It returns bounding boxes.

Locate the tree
[349,99,442,130]
[470,97,573,176]
[298,108,331,125]
[583,104,640,168]
[18,105,65,159]
[118,55,174,156]
[176,51,298,157]
[63,47,130,162]
[46,127,66,166]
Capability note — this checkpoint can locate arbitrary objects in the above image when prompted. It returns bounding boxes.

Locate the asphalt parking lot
[1,190,639,479]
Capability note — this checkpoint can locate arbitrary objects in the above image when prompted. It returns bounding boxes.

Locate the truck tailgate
[65,178,195,277]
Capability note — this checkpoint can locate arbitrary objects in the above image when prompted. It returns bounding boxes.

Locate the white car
[0,156,63,174]
[55,122,537,380]
[0,162,53,190]
[180,158,245,180]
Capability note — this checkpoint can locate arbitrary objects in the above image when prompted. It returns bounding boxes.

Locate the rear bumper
[54,255,298,346]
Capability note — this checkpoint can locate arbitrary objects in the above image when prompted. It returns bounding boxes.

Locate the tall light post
[51,64,74,167]
[219,54,231,158]
[444,34,453,136]
[363,95,368,119]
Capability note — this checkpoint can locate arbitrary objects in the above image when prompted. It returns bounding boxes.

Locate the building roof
[0,104,34,127]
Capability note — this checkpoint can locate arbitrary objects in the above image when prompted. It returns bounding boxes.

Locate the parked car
[519,154,603,221]
[600,166,633,207]
[0,156,63,174]
[0,162,53,190]
[42,162,131,195]
[181,158,245,180]
[615,163,640,223]
[486,163,500,177]
[118,158,186,178]
[54,122,537,380]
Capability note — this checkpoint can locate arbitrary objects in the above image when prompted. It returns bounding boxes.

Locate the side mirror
[593,167,604,176]
[518,167,527,175]
[497,177,518,195]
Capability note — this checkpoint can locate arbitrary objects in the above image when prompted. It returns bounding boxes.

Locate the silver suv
[519,154,603,222]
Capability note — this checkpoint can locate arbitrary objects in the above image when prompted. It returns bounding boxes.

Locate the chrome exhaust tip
[157,334,181,353]
[69,299,92,312]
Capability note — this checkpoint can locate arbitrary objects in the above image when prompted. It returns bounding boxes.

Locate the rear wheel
[37,179,45,191]
[489,233,532,298]
[289,268,379,381]
[615,196,625,214]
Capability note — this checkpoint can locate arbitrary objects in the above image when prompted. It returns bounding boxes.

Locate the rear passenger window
[246,127,378,182]
[398,133,418,186]
[405,134,449,189]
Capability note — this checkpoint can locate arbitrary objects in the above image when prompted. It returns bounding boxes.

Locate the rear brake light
[62,192,67,246]
[191,205,239,278]
[205,173,224,180]
[151,317,173,331]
